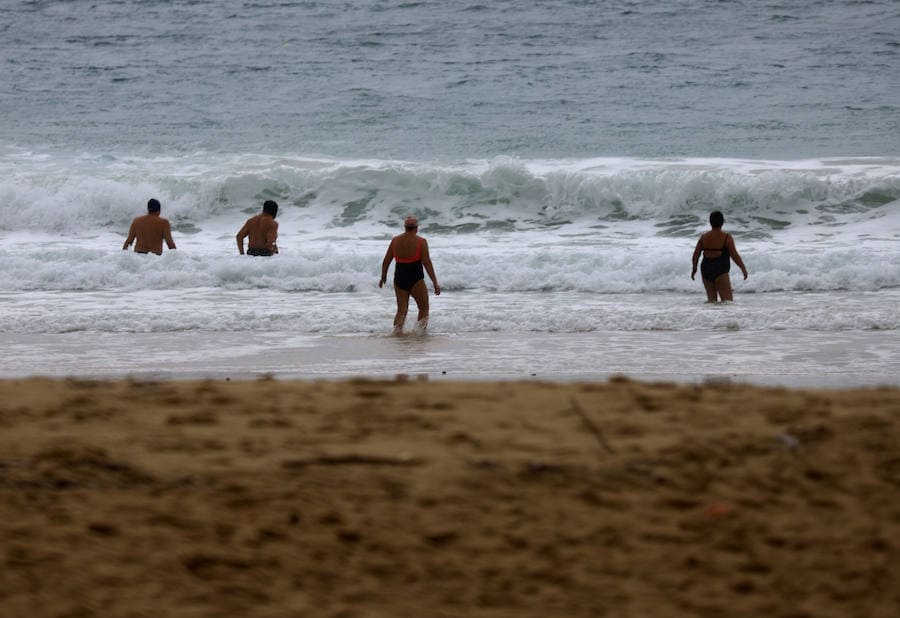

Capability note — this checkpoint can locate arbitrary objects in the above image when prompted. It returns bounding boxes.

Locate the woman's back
[392,233,422,261]
[700,229,730,256]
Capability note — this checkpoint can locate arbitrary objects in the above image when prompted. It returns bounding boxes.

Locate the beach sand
[1,377,899,618]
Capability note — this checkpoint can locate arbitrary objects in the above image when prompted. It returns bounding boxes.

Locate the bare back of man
[236,211,278,256]
[123,213,176,255]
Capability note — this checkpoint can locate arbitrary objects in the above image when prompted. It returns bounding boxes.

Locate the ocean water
[1,0,898,384]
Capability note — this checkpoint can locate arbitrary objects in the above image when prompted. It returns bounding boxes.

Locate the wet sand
[4,330,899,388]
[1,377,899,617]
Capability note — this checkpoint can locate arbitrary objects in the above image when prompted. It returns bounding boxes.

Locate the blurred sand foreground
[1,377,899,618]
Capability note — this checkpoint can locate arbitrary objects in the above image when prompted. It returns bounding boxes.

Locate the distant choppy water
[2,0,898,158]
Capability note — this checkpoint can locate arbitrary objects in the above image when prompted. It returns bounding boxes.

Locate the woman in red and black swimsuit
[379,215,441,333]
[691,210,749,303]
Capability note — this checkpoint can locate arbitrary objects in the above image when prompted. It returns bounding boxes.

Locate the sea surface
[1,0,898,384]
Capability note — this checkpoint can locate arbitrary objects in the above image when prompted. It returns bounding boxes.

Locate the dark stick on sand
[570,397,616,455]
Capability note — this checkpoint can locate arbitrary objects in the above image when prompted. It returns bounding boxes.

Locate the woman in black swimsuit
[691,211,748,303]
[379,215,441,333]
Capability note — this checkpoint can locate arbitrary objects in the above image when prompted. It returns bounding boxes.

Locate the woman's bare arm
[691,237,703,280]
[379,240,394,287]
[727,235,748,279]
[421,240,441,295]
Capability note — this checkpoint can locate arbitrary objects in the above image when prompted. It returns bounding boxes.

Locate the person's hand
[434,283,441,295]
[378,278,385,288]
[742,268,748,280]
[691,269,696,281]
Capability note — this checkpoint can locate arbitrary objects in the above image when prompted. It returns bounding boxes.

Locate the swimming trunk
[700,235,731,283]
[247,247,273,256]
[393,237,425,292]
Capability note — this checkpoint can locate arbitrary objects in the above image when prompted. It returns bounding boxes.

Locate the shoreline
[1,377,898,617]
[2,329,898,389]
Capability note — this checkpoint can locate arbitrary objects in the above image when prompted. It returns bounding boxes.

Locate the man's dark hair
[709,210,724,228]
[263,200,278,218]
[147,198,161,212]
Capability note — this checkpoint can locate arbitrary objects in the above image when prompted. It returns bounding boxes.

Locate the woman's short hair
[709,211,724,228]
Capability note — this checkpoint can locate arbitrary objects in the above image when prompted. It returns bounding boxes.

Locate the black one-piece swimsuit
[393,237,425,292]
[700,235,731,283]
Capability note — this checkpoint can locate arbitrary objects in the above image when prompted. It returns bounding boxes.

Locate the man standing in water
[691,210,748,302]
[237,200,279,256]
[122,198,177,255]
[379,215,441,334]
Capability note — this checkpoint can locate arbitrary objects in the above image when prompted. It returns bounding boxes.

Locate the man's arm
[164,221,176,250]
[236,222,249,255]
[421,240,441,295]
[122,221,136,250]
[268,221,279,254]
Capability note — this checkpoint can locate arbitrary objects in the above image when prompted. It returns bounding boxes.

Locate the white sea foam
[2,153,898,234]
[1,152,898,338]
[1,230,898,297]
[2,287,898,336]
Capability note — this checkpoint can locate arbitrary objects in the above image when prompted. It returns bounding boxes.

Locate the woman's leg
[408,279,430,330]
[702,278,718,303]
[715,274,734,302]
[393,287,411,333]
